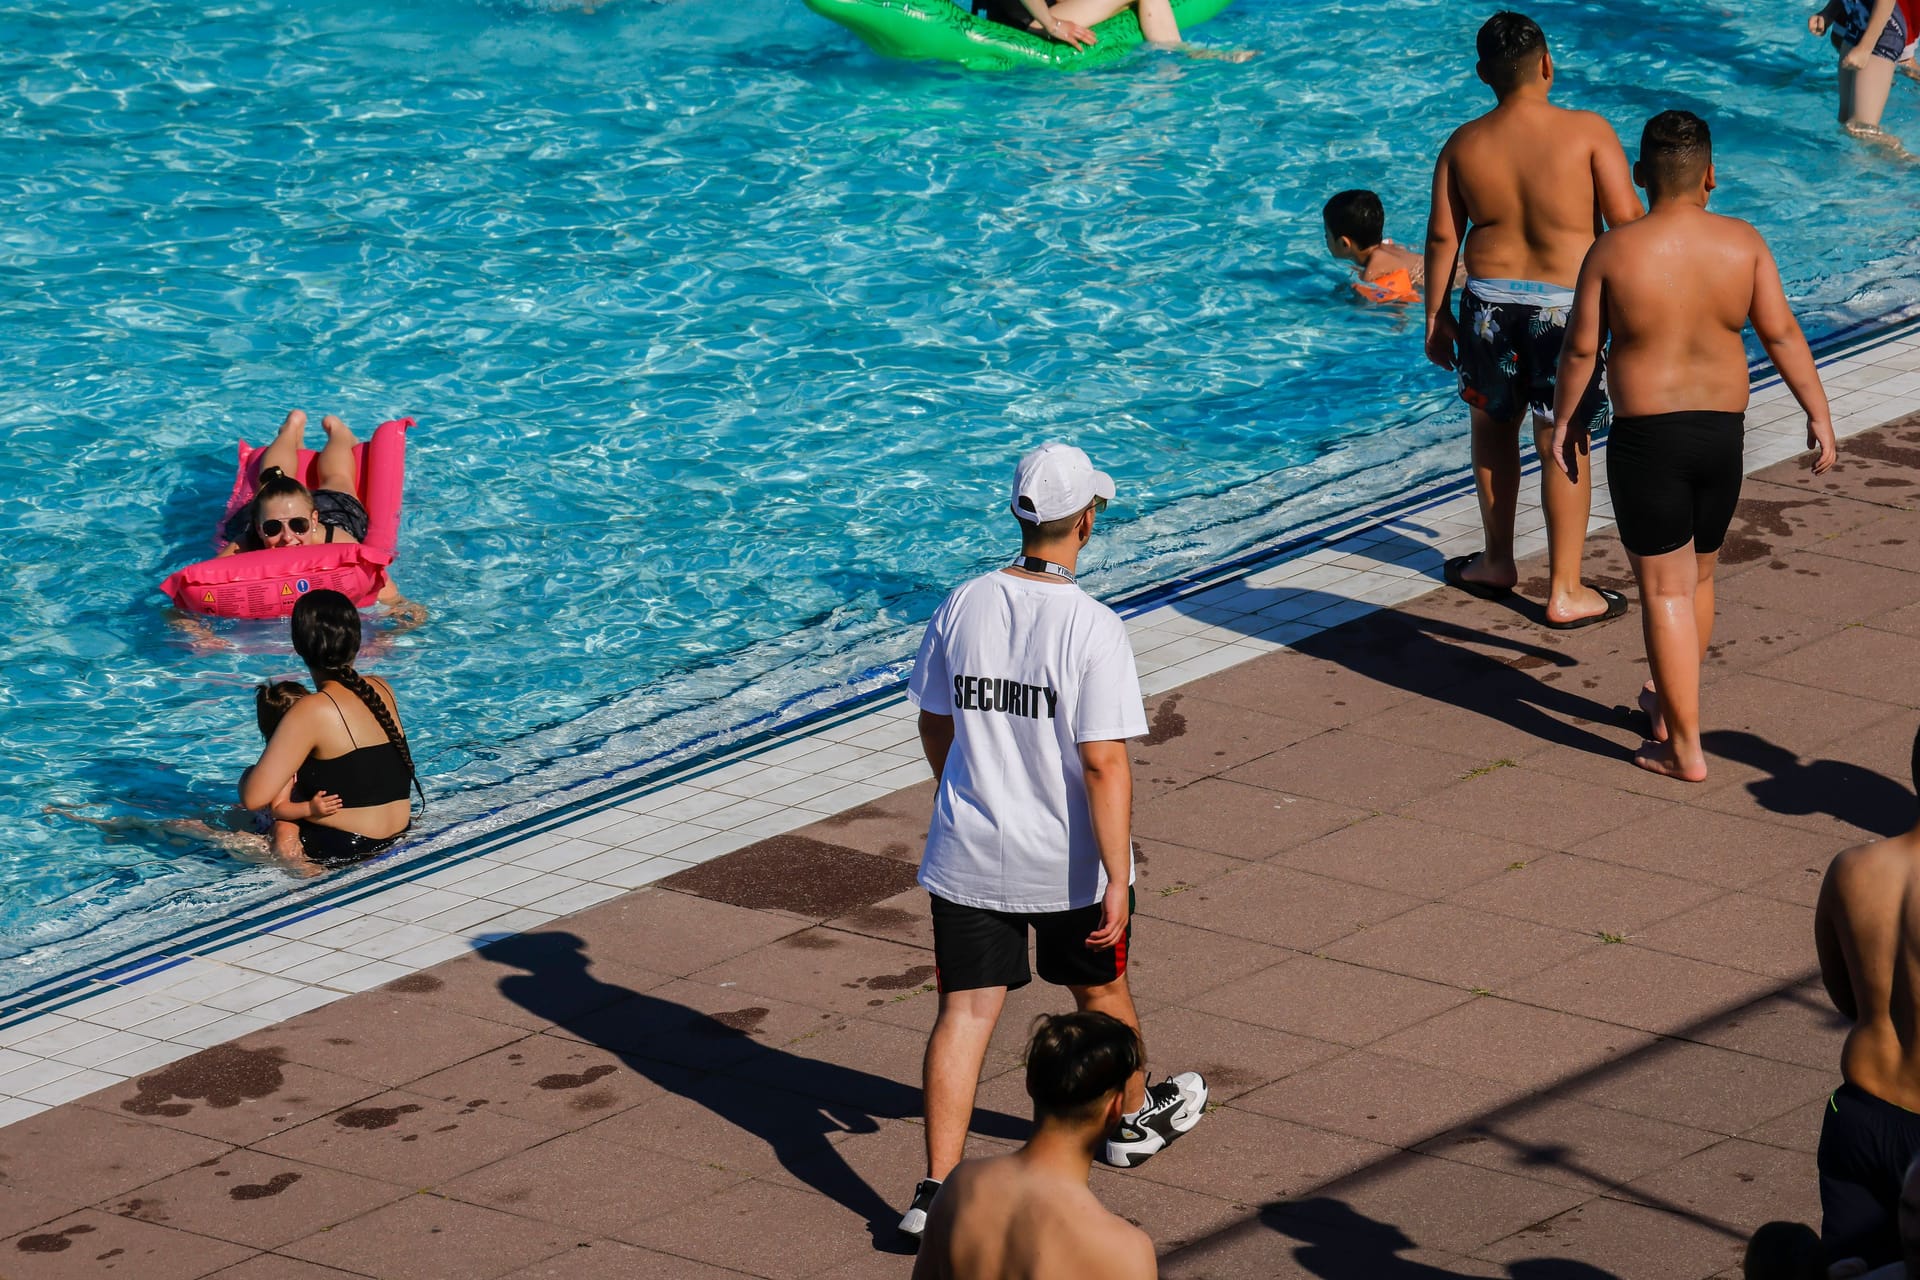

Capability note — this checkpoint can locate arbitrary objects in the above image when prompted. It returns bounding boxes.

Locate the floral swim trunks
[1455,277,1609,429]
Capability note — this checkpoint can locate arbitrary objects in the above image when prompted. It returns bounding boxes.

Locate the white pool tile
[201,974,309,1015]
[171,1013,276,1048]
[485,873,589,909]
[125,1002,235,1043]
[22,1068,117,1107]
[0,1098,47,1126]
[614,821,725,857]
[97,1041,196,1078]
[47,1028,163,1069]
[6,1019,119,1059]
[382,934,480,972]
[0,1058,81,1095]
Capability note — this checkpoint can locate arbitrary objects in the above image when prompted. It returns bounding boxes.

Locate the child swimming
[1809,0,1919,147]
[1322,189,1459,305]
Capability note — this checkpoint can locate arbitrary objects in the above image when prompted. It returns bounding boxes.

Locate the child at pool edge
[1808,0,1920,148]
[1323,189,1461,305]
[247,680,340,871]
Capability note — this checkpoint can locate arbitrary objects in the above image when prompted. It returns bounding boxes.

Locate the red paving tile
[279,1193,583,1280]
[1,1208,254,1279]
[22,413,1920,1280]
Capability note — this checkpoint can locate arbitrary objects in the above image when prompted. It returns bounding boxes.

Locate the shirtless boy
[1423,10,1643,627]
[1814,731,1920,1272]
[1549,110,1835,783]
[1324,189,1435,305]
[911,1012,1157,1280]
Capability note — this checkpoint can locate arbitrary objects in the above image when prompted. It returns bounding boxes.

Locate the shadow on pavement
[481,930,1024,1253]
[1260,1197,1620,1278]
[1704,729,1916,837]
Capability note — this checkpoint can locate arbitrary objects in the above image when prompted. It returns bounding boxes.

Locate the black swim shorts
[930,889,1132,993]
[298,821,405,868]
[1455,279,1608,429]
[1819,1080,1920,1269]
[1605,411,1745,558]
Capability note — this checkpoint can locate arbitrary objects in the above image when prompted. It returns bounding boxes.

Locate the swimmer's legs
[1638,550,1716,743]
[1047,0,1181,43]
[315,415,360,495]
[1461,408,1523,592]
[1070,975,1147,1114]
[922,984,1006,1181]
[1840,54,1897,129]
[1535,415,1613,625]
[255,409,308,483]
[1630,544,1714,782]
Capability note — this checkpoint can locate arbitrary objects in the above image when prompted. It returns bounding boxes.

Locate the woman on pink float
[217,409,424,625]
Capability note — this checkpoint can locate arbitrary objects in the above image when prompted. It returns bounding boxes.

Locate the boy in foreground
[912,1012,1157,1280]
[1549,110,1835,783]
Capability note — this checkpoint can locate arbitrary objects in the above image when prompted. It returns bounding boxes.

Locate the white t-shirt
[907,570,1148,913]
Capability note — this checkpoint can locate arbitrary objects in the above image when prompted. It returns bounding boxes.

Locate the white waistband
[1466,277,1576,307]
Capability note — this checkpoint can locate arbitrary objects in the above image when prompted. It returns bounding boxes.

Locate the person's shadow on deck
[1703,728,1915,836]
[1256,1199,1621,1280]
[481,930,1023,1253]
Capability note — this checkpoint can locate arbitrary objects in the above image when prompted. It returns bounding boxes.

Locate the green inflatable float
[803,0,1236,71]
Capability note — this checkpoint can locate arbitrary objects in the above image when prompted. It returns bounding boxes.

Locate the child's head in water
[255,681,307,739]
[1322,189,1387,263]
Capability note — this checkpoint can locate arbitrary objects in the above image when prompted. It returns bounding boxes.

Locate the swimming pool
[3,0,1915,994]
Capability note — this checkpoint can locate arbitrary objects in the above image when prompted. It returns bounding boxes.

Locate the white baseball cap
[1010,443,1117,524]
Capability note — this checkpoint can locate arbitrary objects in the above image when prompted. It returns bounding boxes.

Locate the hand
[1043,17,1097,49]
[1085,879,1130,951]
[1809,13,1829,35]
[1828,1259,1871,1280]
[1425,310,1459,371]
[1551,419,1587,484]
[309,791,343,817]
[1842,41,1874,70]
[1808,417,1838,473]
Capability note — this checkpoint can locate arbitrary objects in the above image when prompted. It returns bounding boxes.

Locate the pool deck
[5,345,1920,1275]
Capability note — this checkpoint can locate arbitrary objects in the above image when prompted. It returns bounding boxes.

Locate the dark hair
[1018,507,1085,545]
[1640,109,1713,193]
[290,590,424,806]
[1025,1012,1142,1122]
[1740,1221,1822,1280]
[1477,11,1546,90]
[243,470,318,551]
[255,680,308,739]
[1910,721,1920,798]
[1323,190,1385,248]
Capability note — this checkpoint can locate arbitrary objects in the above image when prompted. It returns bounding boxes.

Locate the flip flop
[1443,554,1514,601]
[1544,586,1630,631]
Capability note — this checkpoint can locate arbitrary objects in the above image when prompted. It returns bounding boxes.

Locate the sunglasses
[257,517,313,538]
[1091,496,1109,514]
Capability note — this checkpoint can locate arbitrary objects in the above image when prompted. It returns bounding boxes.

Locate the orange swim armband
[1353,268,1421,305]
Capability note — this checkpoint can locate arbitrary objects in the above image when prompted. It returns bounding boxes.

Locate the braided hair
[289,590,424,807]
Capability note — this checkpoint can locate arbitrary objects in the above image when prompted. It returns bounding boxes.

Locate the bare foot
[321,413,359,448]
[1544,583,1613,627]
[1901,59,1920,82]
[1632,738,1708,782]
[1637,683,1669,742]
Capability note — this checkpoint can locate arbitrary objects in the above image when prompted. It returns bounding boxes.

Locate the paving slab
[15,405,1920,1277]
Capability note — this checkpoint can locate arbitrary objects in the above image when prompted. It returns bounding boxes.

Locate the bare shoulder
[1566,107,1624,144]
[1088,1211,1157,1278]
[1826,837,1917,897]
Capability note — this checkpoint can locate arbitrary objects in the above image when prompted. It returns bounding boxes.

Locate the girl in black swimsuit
[241,589,422,869]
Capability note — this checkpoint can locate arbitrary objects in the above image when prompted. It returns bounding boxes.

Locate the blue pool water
[3,0,1916,993]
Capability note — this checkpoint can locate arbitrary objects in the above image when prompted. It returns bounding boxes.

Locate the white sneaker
[1100,1071,1209,1168]
[898,1177,942,1241]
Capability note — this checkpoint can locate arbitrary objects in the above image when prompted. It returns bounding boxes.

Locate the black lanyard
[1009,555,1074,584]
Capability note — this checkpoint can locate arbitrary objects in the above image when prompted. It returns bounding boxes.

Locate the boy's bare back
[1436,99,1637,288]
[1818,833,1920,1111]
[911,1155,1156,1280]
[1578,205,1778,417]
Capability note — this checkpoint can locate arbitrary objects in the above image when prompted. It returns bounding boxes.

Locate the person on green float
[970,0,1178,50]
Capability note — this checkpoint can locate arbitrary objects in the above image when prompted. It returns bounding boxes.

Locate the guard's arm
[918,711,955,781]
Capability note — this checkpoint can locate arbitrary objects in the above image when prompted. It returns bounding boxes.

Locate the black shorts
[1832,0,1910,59]
[930,890,1132,993]
[1605,411,1745,558]
[1819,1080,1920,1269]
[1455,284,1608,428]
[298,821,405,868]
